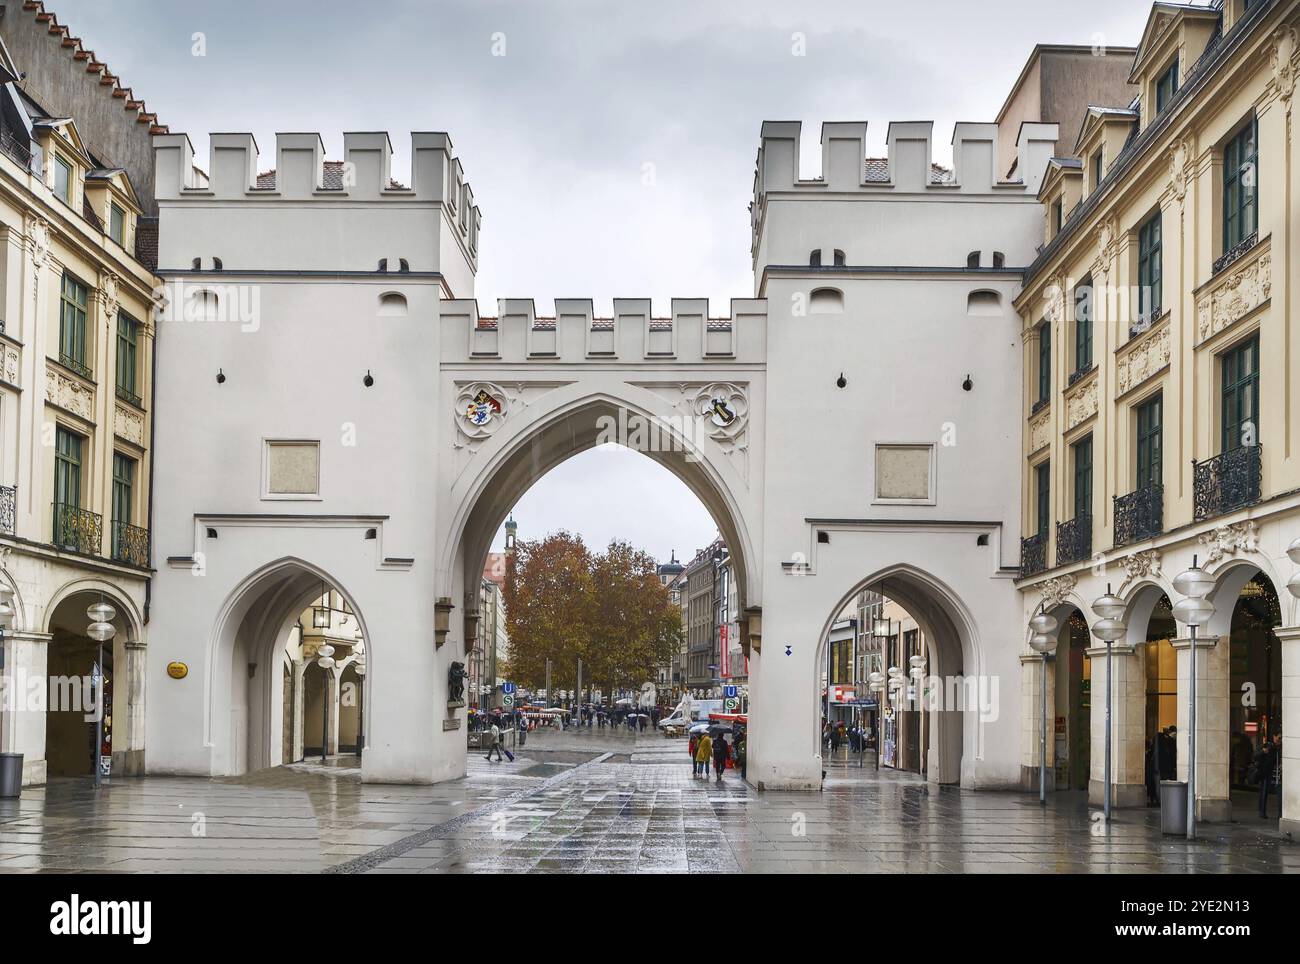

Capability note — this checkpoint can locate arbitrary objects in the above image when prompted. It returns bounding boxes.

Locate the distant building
[656,551,685,699]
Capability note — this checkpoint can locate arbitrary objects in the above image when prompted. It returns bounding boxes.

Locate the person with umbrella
[712,730,730,784]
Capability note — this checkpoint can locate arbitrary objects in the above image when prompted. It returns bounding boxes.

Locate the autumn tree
[504,533,682,699]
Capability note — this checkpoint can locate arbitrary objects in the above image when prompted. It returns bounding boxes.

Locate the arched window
[967,251,981,268]
[966,289,1002,316]
[398,258,410,273]
[809,287,844,314]
[809,249,822,267]
[189,289,219,322]
[212,257,223,271]
[377,258,388,272]
[992,251,1006,268]
[378,291,408,317]
[833,249,845,266]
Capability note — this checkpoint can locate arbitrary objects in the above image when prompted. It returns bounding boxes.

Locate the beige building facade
[1015,0,1300,831]
[0,24,159,785]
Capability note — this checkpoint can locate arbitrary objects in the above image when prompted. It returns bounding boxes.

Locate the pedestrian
[696,732,713,778]
[829,724,842,757]
[689,732,699,775]
[639,715,647,732]
[484,721,504,762]
[712,733,730,784]
[1254,734,1281,819]
[736,730,747,781]
[518,715,527,747]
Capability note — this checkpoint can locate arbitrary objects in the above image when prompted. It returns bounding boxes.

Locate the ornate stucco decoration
[114,404,145,446]
[1196,249,1270,343]
[1271,25,1298,107]
[2,343,18,387]
[1094,216,1117,278]
[1198,521,1259,565]
[45,367,95,422]
[1028,406,1051,453]
[1118,549,1162,591]
[1167,136,1193,209]
[99,272,120,323]
[1037,574,1077,611]
[1063,374,1098,430]
[1116,321,1171,396]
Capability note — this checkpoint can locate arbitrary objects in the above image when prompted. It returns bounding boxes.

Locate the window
[1072,436,1093,520]
[1136,393,1163,487]
[1137,212,1162,323]
[1091,150,1103,192]
[1074,275,1093,372]
[52,154,72,205]
[992,251,1005,268]
[966,251,980,268]
[1037,321,1051,404]
[1052,198,1063,235]
[809,249,822,267]
[1221,335,1260,451]
[1035,461,1051,539]
[109,202,125,246]
[112,452,134,527]
[115,312,140,405]
[1223,116,1258,255]
[53,427,84,547]
[1155,58,1179,113]
[58,273,90,376]
[832,249,845,266]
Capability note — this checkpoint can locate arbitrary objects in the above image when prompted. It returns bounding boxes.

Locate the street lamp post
[1091,586,1127,823]
[316,643,336,765]
[1028,606,1059,805]
[1171,555,1215,840]
[86,600,117,789]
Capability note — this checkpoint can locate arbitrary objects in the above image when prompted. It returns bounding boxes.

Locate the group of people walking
[688,729,746,783]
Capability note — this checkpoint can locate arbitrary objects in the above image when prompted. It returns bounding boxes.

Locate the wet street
[1,727,1296,873]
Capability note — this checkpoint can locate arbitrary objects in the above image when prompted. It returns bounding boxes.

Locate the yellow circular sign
[166,661,188,680]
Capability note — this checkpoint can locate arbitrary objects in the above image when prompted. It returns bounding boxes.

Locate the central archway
[441,388,760,647]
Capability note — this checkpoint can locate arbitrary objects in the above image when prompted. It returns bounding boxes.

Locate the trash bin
[1160,780,1188,835]
[0,752,23,798]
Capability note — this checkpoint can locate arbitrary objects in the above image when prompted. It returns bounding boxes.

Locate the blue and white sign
[502,682,516,695]
[723,685,738,699]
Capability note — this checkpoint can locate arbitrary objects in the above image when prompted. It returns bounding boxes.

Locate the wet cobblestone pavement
[1,728,1296,873]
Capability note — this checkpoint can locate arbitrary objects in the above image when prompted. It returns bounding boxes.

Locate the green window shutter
[1036,461,1051,539]
[1073,436,1092,520]
[1136,394,1163,488]
[1221,335,1260,451]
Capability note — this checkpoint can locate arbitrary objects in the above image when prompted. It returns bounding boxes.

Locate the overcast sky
[56,0,1156,563]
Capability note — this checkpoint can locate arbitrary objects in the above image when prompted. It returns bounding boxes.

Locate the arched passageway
[815,569,975,786]
[209,560,369,776]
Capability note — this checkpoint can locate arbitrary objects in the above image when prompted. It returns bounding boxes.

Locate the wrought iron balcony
[1212,231,1258,277]
[111,520,150,568]
[1193,445,1262,522]
[1020,533,1047,578]
[1113,484,1163,548]
[115,383,143,408]
[1068,363,1095,387]
[0,128,32,170]
[57,352,93,381]
[52,502,102,556]
[0,483,15,535]
[1055,514,1092,567]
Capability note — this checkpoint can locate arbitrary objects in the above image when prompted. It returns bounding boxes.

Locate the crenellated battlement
[154,130,480,228]
[153,131,481,284]
[753,120,1059,202]
[439,297,766,364]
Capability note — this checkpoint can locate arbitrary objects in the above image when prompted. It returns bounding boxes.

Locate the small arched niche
[378,291,408,317]
[190,289,220,321]
[966,289,1001,316]
[809,287,844,314]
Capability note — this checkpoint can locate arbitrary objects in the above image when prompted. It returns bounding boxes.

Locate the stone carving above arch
[1118,549,1162,591]
[1198,521,1259,565]
[454,381,512,445]
[1037,573,1077,612]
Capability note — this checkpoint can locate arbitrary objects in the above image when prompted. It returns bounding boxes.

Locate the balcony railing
[111,520,150,568]
[115,383,143,408]
[57,352,93,381]
[1055,514,1092,567]
[52,503,102,556]
[0,484,15,535]
[1193,444,1262,522]
[1113,484,1164,548]
[0,128,32,170]
[1212,231,1258,277]
[1020,533,1047,578]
